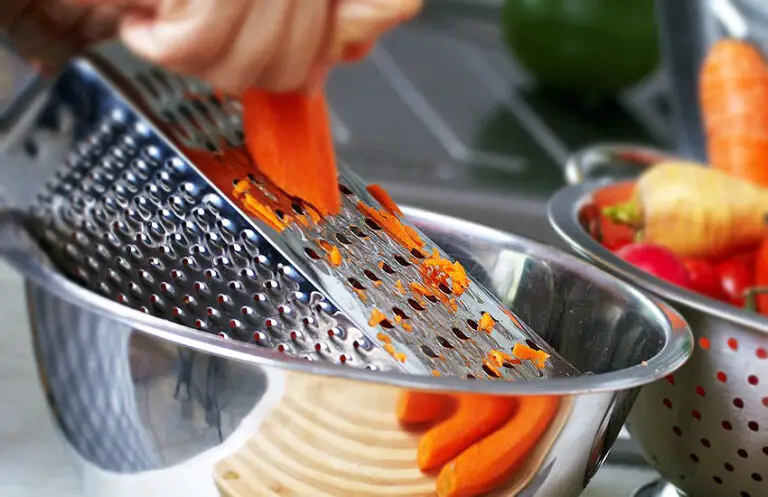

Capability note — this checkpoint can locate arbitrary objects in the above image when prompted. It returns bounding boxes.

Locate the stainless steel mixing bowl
[549,143,768,497]
[1,202,691,497]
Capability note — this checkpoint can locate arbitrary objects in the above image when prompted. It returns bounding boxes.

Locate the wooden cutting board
[213,373,571,497]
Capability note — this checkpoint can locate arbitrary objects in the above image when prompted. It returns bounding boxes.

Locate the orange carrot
[417,395,517,472]
[241,89,341,215]
[436,395,560,497]
[700,38,768,187]
[512,343,550,370]
[367,183,403,216]
[396,391,453,426]
[605,160,768,259]
[477,313,495,333]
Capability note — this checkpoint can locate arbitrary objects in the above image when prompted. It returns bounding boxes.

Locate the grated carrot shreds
[478,313,496,334]
[358,201,424,252]
[431,369,441,377]
[394,280,406,294]
[488,350,514,368]
[328,246,343,266]
[482,359,502,378]
[402,322,413,332]
[241,194,287,232]
[369,309,387,327]
[377,332,407,362]
[410,281,434,299]
[366,184,404,217]
[512,343,550,370]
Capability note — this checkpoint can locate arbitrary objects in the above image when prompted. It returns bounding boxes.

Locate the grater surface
[24,44,579,381]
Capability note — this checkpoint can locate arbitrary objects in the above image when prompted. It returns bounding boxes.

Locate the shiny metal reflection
[10,205,692,497]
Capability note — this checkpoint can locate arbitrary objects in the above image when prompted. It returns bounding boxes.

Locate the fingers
[331,0,423,62]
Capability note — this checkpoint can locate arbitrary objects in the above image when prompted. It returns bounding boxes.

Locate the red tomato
[682,258,724,300]
[716,251,756,307]
[755,236,768,314]
[616,243,693,289]
[592,182,636,251]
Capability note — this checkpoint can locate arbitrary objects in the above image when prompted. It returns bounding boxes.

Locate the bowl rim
[548,176,768,335]
[11,205,693,396]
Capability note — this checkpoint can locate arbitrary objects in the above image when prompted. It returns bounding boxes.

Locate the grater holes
[363,269,381,283]
[339,184,354,195]
[350,226,368,238]
[379,262,395,275]
[436,336,454,349]
[408,298,426,311]
[149,68,176,94]
[304,247,322,261]
[365,218,382,231]
[452,327,470,340]
[467,319,478,330]
[393,254,410,267]
[335,233,353,245]
[136,73,159,99]
[482,364,501,379]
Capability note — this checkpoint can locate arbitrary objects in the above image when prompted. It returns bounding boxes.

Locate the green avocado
[501,0,660,96]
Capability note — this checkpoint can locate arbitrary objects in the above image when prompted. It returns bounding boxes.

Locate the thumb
[330,0,423,62]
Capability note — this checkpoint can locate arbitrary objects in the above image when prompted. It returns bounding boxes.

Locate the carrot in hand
[604,161,768,260]
[436,396,559,497]
[700,38,768,187]
[241,89,341,216]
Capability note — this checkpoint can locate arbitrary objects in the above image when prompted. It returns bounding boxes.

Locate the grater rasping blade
[23,44,578,381]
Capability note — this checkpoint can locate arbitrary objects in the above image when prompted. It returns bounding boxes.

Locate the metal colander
[5,42,579,382]
[548,144,768,497]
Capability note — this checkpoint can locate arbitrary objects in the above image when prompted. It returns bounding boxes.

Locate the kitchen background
[0,0,718,495]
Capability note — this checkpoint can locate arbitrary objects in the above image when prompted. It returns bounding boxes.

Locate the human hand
[1,0,423,94]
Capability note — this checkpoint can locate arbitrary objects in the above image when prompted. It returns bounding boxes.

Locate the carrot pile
[396,390,561,497]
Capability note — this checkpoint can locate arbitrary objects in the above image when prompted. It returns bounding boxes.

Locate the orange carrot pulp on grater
[240,88,342,216]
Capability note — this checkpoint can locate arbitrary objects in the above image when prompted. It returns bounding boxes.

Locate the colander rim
[548,179,768,335]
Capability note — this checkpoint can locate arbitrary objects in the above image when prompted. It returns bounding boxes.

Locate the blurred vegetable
[716,251,756,308]
[683,258,724,300]
[615,243,693,289]
[604,161,768,259]
[700,39,768,188]
[755,236,768,314]
[501,0,659,95]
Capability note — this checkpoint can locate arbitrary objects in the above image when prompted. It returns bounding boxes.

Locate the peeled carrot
[396,391,453,426]
[417,394,517,472]
[700,38,768,187]
[367,183,403,217]
[436,395,560,497]
[605,161,768,260]
[241,89,341,216]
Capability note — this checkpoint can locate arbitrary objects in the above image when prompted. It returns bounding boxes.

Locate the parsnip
[606,161,768,259]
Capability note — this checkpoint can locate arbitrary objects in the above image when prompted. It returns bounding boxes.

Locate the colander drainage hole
[673,426,682,436]
[722,421,733,431]
[662,398,672,408]
[725,462,734,472]
[713,476,722,484]
[737,449,748,458]
[701,438,711,448]
[734,398,744,408]
[690,453,699,463]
